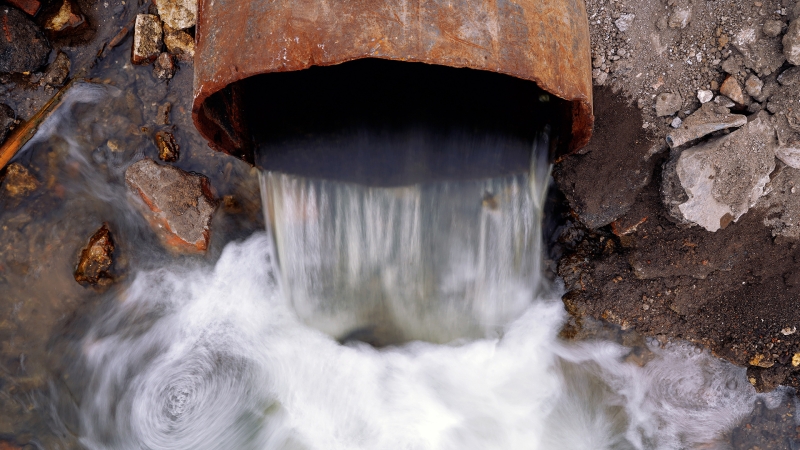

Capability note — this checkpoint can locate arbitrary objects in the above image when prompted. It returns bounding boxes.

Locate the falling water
[72,124,788,449]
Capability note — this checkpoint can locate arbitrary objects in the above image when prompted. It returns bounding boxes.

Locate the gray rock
[745,74,763,97]
[614,14,635,32]
[132,14,162,65]
[778,66,800,86]
[662,112,777,232]
[125,158,215,253]
[668,7,691,29]
[772,114,800,168]
[697,90,713,103]
[784,19,800,65]
[763,20,784,37]
[655,92,682,117]
[41,51,70,87]
[0,103,15,144]
[665,102,748,148]
[732,26,785,76]
[155,0,196,30]
[671,117,683,128]
[0,6,51,74]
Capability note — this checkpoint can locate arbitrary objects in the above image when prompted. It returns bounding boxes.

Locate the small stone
[155,0,196,30]
[0,6,51,74]
[784,19,800,65]
[744,74,763,97]
[750,353,775,368]
[592,68,608,85]
[793,353,800,367]
[41,50,70,87]
[1,163,39,198]
[763,19,783,37]
[710,80,719,90]
[155,130,179,162]
[721,56,741,75]
[6,0,40,16]
[125,158,215,253]
[74,224,114,286]
[152,52,176,79]
[156,102,171,125]
[697,89,713,103]
[781,326,796,335]
[655,92,683,116]
[670,117,682,128]
[714,95,736,108]
[778,66,800,86]
[668,7,691,29]
[163,25,195,61]
[44,0,84,33]
[0,103,15,144]
[132,14,162,65]
[720,76,745,104]
[614,13,635,32]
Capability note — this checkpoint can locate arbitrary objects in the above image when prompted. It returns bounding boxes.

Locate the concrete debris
[763,20,783,38]
[731,26,785,76]
[41,51,70,87]
[132,14,162,65]
[744,74,763,98]
[125,158,215,253]
[655,92,682,117]
[697,90,713,104]
[154,0,196,30]
[665,102,747,148]
[163,25,195,61]
[0,6,51,74]
[155,130,179,162]
[720,76,745,105]
[668,7,691,29]
[0,104,15,144]
[614,14,635,32]
[152,52,176,80]
[1,163,39,198]
[44,0,84,33]
[662,112,776,232]
[784,19,800,66]
[73,224,114,286]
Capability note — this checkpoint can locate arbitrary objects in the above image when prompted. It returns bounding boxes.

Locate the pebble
[1,163,39,198]
[41,51,70,87]
[132,14,162,65]
[763,19,783,37]
[152,52,176,79]
[720,76,745,104]
[697,89,713,103]
[744,74,763,97]
[614,13,635,32]
[668,7,691,29]
[44,0,84,33]
[671,117,683,128]
[73,224,115,287]
[655,92,683,116]
[155,130,179,162]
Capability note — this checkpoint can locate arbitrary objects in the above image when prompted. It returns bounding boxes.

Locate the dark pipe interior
[238,58,568,186]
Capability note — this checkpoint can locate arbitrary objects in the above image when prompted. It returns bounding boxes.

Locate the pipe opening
[200,58,573,186]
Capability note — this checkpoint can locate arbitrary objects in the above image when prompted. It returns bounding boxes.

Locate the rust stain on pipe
[192,0,593,162]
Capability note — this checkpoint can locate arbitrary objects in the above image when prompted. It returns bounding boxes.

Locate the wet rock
[721,56,743,75]
[1,163,39,198]
[125,158,215,253]
[0,6,51,74]
[784,19,800,65]
[44,0,85,33]
[655,92,682,117]
[763,19,783,38]
[163,25,194,61]
[132,14,162,65]
[73,224,114,286]
[155,130,179,162]
[0,103,15,144]
[720,76,745,105]
[152,52,175,80]
[155,0,196,30]
[668,7,691,29]
[662,112,776,232]
[41,51,69,87]
[7,0,40,16]
[697,90,713,104]
[665,102,747,148]
[744,74,763,98]
[731,26,785,76]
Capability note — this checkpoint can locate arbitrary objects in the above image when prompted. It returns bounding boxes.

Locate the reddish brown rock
[720,76,746,105]
[6,0,40,16]
[125,158,215,253]
[74,224,114,286]
[155,130,179,162]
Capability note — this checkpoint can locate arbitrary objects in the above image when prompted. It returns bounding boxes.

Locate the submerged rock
[1,163,40,198]
[125,158,215,253]
[662,112,776,232]
[720,76,745,105]
[0,6,51,74]
[155,130,179,161]
[153,52,176,80]
[74,224,114,286]
[41,50,70,87]
[132,14,162,65]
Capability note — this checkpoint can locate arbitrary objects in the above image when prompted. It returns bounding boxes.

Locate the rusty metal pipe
[192,0,594,163]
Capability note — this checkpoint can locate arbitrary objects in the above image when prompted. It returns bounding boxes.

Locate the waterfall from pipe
[76,128,784,449]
